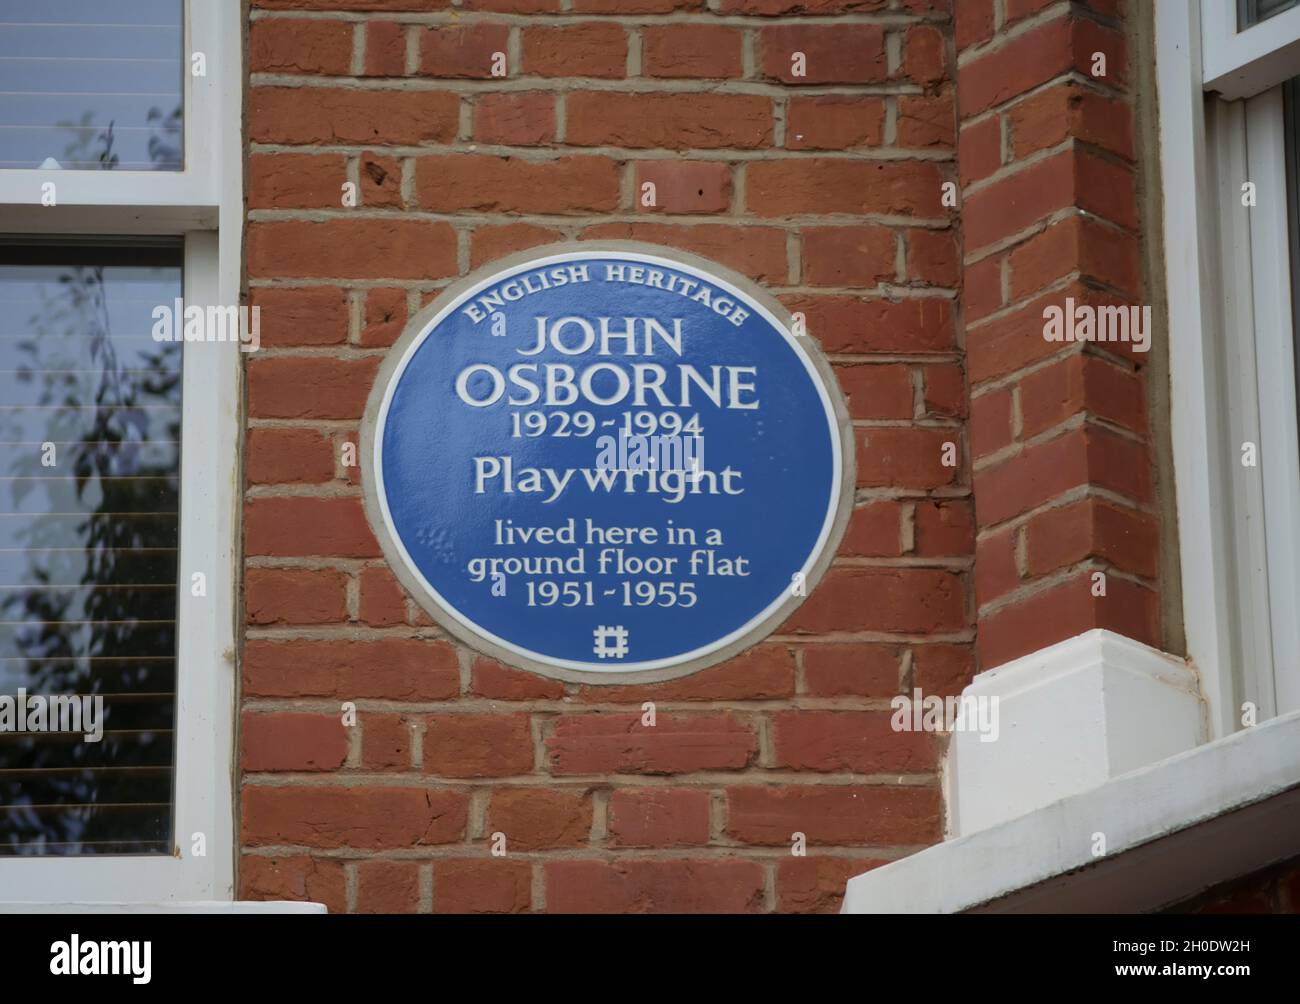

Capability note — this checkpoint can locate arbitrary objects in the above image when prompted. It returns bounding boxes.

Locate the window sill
[842,705,1300,912]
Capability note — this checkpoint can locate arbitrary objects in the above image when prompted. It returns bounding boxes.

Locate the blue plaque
[362,244,853,682]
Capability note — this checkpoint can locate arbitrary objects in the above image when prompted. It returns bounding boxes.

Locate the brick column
[956,0,1161,670]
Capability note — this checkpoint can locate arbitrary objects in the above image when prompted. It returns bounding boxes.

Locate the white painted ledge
[0,902,325,914]
[945,629,1206,836]
[842,706,1300,913]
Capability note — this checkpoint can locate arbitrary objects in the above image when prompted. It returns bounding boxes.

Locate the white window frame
[1202,0,1300,99]
[1158,0,1300,738]
[0,0,242,903]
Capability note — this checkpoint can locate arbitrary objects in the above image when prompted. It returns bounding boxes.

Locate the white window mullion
[1244,88,1300,715]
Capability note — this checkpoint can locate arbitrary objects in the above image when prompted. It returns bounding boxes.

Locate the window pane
[0,0,183,171]
[1240,0,1300,28]
[0,240,182,856]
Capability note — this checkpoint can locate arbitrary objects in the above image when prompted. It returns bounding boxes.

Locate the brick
[573,0,701,10]
[246,428,336,485]
[575,645,795,703]
[248,356,380,420]
[957,16,1126,117]
[978,572,1159,667]
[245,567,348,625]
[747,159,946,217]
[721,0,888,10]
[1024,497,1159,579]
[785,567,966,634]
[963,149,1135,252]
[607,788,710,847]
[968,282,1133,385]
[840,499,904,557]
[914,499,975,557]
[424,713,535,777]
[547,713,757,775]
[972,424,1150,525]
[566,92,772,149]
[778,858,886,913]
[356,860,420,913]
[772,711,937,772]
[782,296,954,354]
[243,638,461,700]
[1009,83,1135,163]
[546,860,764,913]
[835,365,913,421]
[487,787,593,849]
[360,152,403,209]
[240,855,346,914]
[432,859,532,913]
[249,153,345,209]
[976,528,1021,606]
[898,90,956,148]
[642,25,743,79]
[786,96,886,150]
[1008,214,1142,301]
[249,287,350,347]
[970,388,1013,460]
[359,565,408,626]
[964,256,1003,323]
[361,714,414,771]
[522,23,627,78]
[364,21,407,77]
[959,115,1002,187]
[634,161,732,215]
[247,219,458,280]
[415,155,620,214]
[802,226,895,288]
[955,0,995,49]
[908,229,960,288]
[470,657,566,700]
[249,87,458,144]
[760,25,886,84]
[473,93,556,146]
[579,224,787,283]
[419,24,511,78]
[911,643,975,697]
[245,497,379,559]
[923,363,966,417]
[1017,351,1145,439]
[361,287,408,347]
[903,25,946,86]
[471,223,564,268]
[801,644,901,697]
[726,785,942,845]
[242,786,467,848]
[250,19,353,75]
[465,0,559,10]
[242,712,348,772]
[856,427,962,489]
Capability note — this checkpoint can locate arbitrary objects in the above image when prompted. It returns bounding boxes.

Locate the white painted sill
[842,706,1300,913]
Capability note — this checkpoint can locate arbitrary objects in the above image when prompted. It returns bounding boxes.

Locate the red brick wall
[955,0,1163,669]
[239,0,969,914]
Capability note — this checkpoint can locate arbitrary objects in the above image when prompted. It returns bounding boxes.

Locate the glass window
[0,0,183,171]
[0,239,182,855]
[1240,0,1300,29]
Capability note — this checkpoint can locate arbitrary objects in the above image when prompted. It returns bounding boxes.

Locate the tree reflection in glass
[0,243,182,855]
